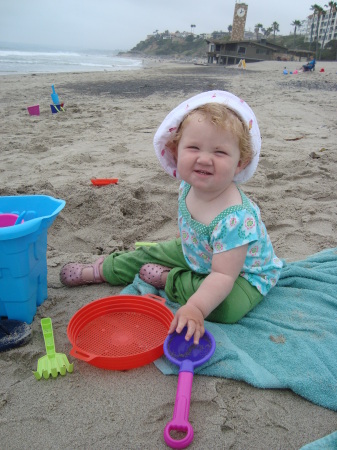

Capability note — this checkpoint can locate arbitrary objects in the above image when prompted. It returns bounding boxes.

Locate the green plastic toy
[33,318,73,380]
[134,242,158,248]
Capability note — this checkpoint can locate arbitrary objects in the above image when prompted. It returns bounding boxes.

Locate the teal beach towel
[121,247,337,412]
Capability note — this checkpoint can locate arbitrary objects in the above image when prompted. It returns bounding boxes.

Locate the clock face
[237,7,246,17]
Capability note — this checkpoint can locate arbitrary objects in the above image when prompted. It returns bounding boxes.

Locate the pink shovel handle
[164,371,194,449]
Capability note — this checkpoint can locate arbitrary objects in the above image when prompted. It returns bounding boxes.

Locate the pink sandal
[139,263,171,289]
[60,256,105,287]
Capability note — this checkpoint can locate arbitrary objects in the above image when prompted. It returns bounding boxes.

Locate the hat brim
[154,90,261,184]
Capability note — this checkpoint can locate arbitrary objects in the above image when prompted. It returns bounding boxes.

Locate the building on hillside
[304,7,337,47]
[244,31,256,40]
[206,39,290,64]
[206,2,314,65]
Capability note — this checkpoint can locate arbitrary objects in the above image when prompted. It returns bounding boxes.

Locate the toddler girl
[60,91,282,344]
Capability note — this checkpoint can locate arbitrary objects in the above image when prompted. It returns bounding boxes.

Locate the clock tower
[231,3,248,41]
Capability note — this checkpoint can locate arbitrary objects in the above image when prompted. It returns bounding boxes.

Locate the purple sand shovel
[163,328,216,449]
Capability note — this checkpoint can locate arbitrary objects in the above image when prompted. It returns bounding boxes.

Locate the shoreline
[1,61,336,449]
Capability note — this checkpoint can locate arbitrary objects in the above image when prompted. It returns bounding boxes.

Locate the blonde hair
[166,103,253,165]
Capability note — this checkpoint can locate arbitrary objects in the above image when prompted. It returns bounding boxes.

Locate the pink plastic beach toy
[163,328,216,449]
[164,371,194,448]
[27,105,40,116]
[0,214,19,228]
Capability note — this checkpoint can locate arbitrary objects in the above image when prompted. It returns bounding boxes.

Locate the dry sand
[1,60,337,449]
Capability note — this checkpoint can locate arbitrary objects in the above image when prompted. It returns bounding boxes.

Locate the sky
[0,0,319,52]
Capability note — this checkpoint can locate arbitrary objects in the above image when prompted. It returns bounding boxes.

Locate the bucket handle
[70,347,95,362]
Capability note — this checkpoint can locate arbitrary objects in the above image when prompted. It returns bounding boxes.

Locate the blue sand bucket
[0,195,65,323]
[50,103,65,114]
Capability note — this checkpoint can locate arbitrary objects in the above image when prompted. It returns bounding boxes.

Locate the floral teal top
[178,181,283,295]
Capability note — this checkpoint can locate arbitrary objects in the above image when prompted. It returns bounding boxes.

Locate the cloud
[0,0,316,51]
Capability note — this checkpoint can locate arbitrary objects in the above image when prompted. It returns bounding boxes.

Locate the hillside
[125,32,336,61]
[128,33,209,58]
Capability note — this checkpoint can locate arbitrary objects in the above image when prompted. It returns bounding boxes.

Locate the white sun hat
[153,90,261,184]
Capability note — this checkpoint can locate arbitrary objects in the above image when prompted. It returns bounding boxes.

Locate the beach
[1,60,337,449]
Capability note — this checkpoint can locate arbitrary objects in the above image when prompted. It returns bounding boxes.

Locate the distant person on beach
[60,90,283,344]
[301,55,316,72]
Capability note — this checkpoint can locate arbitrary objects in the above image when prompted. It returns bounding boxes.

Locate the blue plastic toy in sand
[0,195,65,324]
[51,85,60,105]
[50,103,65,114]
[50,85,64,113]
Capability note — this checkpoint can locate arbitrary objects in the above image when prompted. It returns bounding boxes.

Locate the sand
[0,60,337,449]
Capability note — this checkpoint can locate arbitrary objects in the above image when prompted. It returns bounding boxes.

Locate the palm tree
[272,21,280,40]
[316,6,325,54]
[254,23,263,40]
[190,24,196,34]
[320,1,337,57]
[309,7,315,49]
[262,26,273,37]
[297,21,304,35]
[291,20,302,47]
[310,4,324,53]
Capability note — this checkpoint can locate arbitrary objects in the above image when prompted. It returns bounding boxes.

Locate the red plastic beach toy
[67,294,174,370]
[90,178,118,186]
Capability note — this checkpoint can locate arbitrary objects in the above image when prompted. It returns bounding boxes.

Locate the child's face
[176,112,245,192]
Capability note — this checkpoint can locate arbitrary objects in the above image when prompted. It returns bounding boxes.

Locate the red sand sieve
[67,294,174,370]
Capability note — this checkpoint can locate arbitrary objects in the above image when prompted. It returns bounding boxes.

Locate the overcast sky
[0,1,318,52]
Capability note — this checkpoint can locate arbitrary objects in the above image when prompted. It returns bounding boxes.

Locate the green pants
[102,238,263,324]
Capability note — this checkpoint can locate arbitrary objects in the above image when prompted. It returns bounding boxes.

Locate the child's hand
[168,303,205,344]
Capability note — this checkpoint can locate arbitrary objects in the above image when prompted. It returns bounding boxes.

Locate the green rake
[33,318,73,380]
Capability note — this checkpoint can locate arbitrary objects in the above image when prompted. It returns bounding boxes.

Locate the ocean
[0,43,143,75]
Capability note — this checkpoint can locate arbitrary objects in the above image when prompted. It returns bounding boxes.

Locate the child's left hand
[168,303,205,344]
